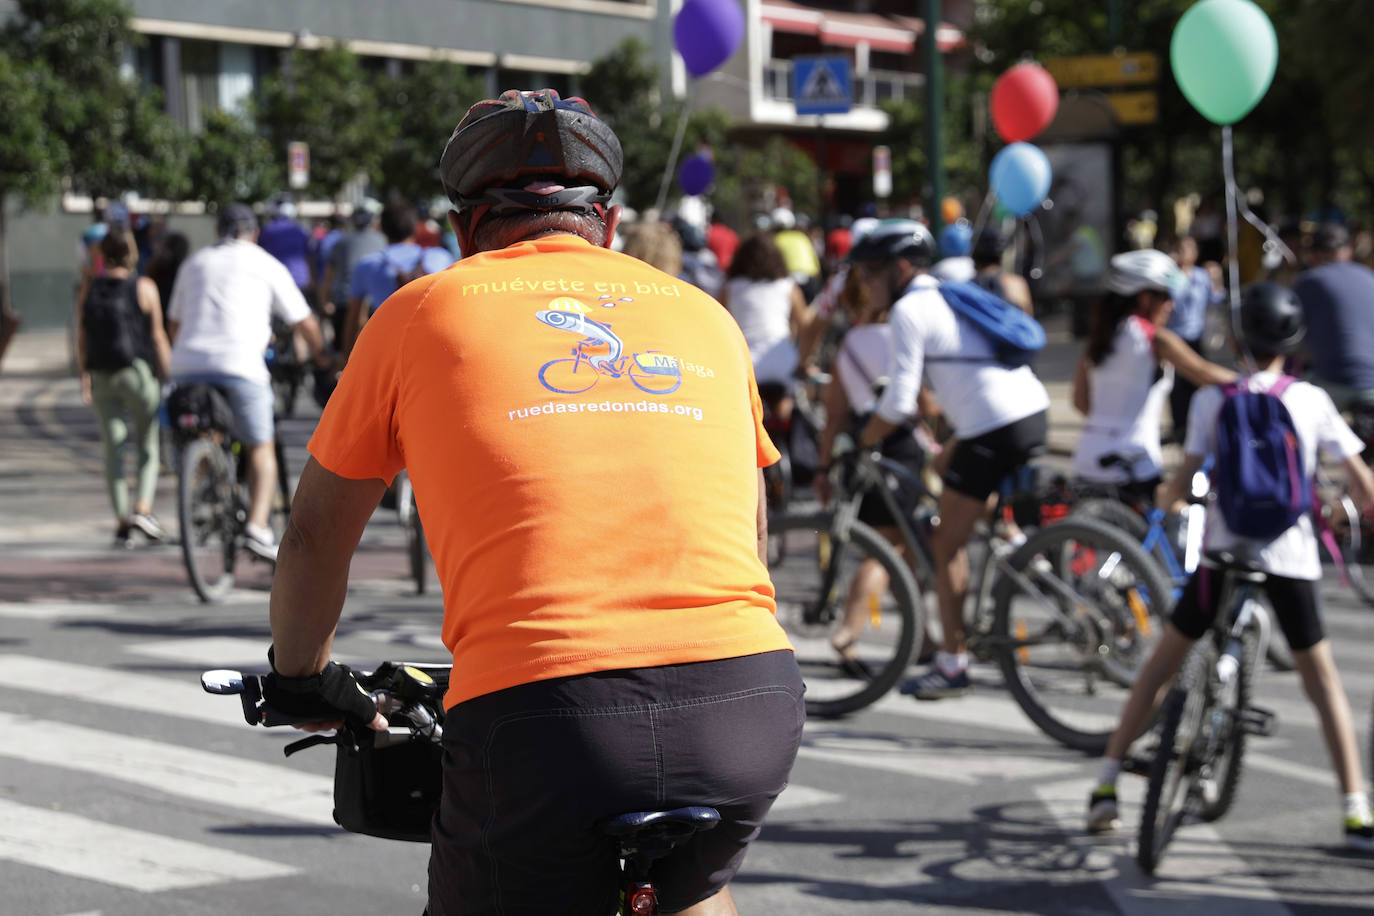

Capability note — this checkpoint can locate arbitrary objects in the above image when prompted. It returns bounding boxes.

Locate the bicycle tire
[1335,493,1374,608]
[178,437,237,603]
[993,516,1173,753]
[1138,646,1211,875]
[769,510,922,718]
[1072,497,1177,581]
[1198,623,1257,822]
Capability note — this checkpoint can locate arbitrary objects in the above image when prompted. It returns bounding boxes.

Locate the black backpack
[82,276,145,371]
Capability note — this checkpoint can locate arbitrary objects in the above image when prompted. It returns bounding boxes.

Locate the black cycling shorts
[943,410,1048,501]
[427,650,805,916]
[1169,566,1323,651]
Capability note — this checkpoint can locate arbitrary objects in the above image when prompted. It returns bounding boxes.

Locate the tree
[187,110,283,207]
[377,59,487,205]
[255,43,391,199]
[3,0,188,199]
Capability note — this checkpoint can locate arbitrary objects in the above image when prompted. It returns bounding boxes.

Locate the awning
[760,2,965,54]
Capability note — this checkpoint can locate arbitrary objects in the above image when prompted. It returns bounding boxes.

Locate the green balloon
[1170,0,1277,125]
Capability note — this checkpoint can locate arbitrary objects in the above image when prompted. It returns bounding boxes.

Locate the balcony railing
[762,59,925,109]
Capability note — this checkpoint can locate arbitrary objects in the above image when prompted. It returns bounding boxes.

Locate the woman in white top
[1072,249,1235,501]
[720,233,811,397]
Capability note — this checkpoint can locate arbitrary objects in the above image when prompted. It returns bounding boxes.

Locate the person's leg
[127,359,162,518]
[215,376,279,541]
[930,486,985,657]
[1291,641,1366,794]
[246,442,277,530]
[89,369,132,529]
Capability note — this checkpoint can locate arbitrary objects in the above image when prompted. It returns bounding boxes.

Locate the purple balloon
[678,154,715,196]
[673,0,745,78]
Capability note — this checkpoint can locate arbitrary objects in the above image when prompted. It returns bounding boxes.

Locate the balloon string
[1221,125,1255,373]
[654,86,696,217]
[1023,213,1045,281]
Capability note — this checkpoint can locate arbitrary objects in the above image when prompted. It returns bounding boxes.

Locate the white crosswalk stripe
[0,798,298,893]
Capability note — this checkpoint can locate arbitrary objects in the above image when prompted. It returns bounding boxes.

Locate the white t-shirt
[835,324,890,415]
[725,276,797,384]
[1074,316,1174,482]
[168,239,312,385]
[1185,372,1364,580]
[875,275,1050,438]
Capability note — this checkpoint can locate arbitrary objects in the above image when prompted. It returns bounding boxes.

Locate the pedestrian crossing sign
[793,55,852,116]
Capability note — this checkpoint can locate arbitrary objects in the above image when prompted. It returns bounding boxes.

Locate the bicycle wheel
[1072,497,1177,580]
[1138,646,1211,875]
[992,516,1173,753]
[1333,491,1374,608]
[769,510,922,717]
[1197,623,1258,822]
[178,437,238,603]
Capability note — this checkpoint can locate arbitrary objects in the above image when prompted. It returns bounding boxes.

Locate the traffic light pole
[924,0,945,236]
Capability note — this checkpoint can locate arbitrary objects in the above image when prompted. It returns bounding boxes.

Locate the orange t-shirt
[309,234,790,708]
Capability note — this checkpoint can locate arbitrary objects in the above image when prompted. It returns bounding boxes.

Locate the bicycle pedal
[1122,754,1151,777]
[1240,705,1277,737]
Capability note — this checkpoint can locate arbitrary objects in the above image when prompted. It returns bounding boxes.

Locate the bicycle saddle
[599,807,721,844]
[1203,550,1267,580]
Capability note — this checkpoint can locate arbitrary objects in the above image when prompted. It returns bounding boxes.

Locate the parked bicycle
[1136,549,1277,875]
[201,662,720,915]
[770,448,1172,752]
[168,383,290,602]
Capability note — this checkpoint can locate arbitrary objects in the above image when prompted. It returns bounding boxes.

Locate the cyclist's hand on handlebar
[263,649,389,733]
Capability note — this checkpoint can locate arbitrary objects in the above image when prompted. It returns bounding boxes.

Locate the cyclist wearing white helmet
[1072,249,1235,497]
[852,218,1052,699]
[264,89,801,916]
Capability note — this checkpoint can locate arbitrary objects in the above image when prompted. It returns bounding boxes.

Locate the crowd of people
[43,83,1374,911]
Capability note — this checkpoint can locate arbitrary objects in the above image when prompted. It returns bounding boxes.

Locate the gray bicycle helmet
[439,89,623,219]
[1105,249,1187,296]
[847,218,936,268]
[1240,282,1305,355]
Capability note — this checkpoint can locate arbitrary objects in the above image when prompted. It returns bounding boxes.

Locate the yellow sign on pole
[1044,52,1159,90]
[1107,91,1159,126]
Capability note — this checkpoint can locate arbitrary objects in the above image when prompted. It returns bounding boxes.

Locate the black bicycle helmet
[846,218,936,268]
[1239,282,1305,355]
[439,89,623,218]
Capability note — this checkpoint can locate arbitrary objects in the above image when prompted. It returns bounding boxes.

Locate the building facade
[5,0,966,327]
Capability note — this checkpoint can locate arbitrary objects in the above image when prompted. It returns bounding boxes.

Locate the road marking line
[1245,751,1337,788]
[0,711,336,824]
[770,784,843,812]
[1033,779,1293,915]
[799,728,1079,785]
[0,798,298,892]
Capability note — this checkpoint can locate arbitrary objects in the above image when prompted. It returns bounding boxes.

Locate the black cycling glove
[262,646,379,725]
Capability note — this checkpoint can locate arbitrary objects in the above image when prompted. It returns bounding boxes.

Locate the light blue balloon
[990,143,1052,217]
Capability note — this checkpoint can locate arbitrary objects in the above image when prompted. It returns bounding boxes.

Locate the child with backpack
[1085,282,1374,853]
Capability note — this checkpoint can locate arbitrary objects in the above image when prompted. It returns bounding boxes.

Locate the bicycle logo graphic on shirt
[534,307,682,395]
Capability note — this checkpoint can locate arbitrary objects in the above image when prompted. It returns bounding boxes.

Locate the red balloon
[990,63,1059,143]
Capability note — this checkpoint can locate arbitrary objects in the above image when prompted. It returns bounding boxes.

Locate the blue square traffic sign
[793,55,852,116]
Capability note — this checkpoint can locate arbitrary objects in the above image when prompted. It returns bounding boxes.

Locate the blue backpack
[933,280,1046,368]
[1214,375,1310,540]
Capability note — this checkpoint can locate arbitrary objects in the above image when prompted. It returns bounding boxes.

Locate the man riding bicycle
[167,203,331,561]
[261,89,803,915]
[852,219,1051,699]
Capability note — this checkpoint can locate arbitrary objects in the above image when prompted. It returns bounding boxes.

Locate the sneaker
[1346,817,1374,852]
[128,513,166,542]
[1087,784,1121,834]
[243,524,278,562]
[899,666,970,700]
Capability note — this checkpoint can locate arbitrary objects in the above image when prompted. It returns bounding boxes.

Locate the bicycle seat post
[599,807,720,914]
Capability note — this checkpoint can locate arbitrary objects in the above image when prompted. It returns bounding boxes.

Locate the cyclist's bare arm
[1154,326,1236,387]
[270,456,388,732]
[291,312,330,367]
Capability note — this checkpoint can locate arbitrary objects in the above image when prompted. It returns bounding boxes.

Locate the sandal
[831,636,876,681]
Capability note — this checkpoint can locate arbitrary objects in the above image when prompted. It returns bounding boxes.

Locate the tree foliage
[0,50,66,205]
[255,43,391,198]
[187,109,282,207]
[3,0,188,199]
[377,59,487,205]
